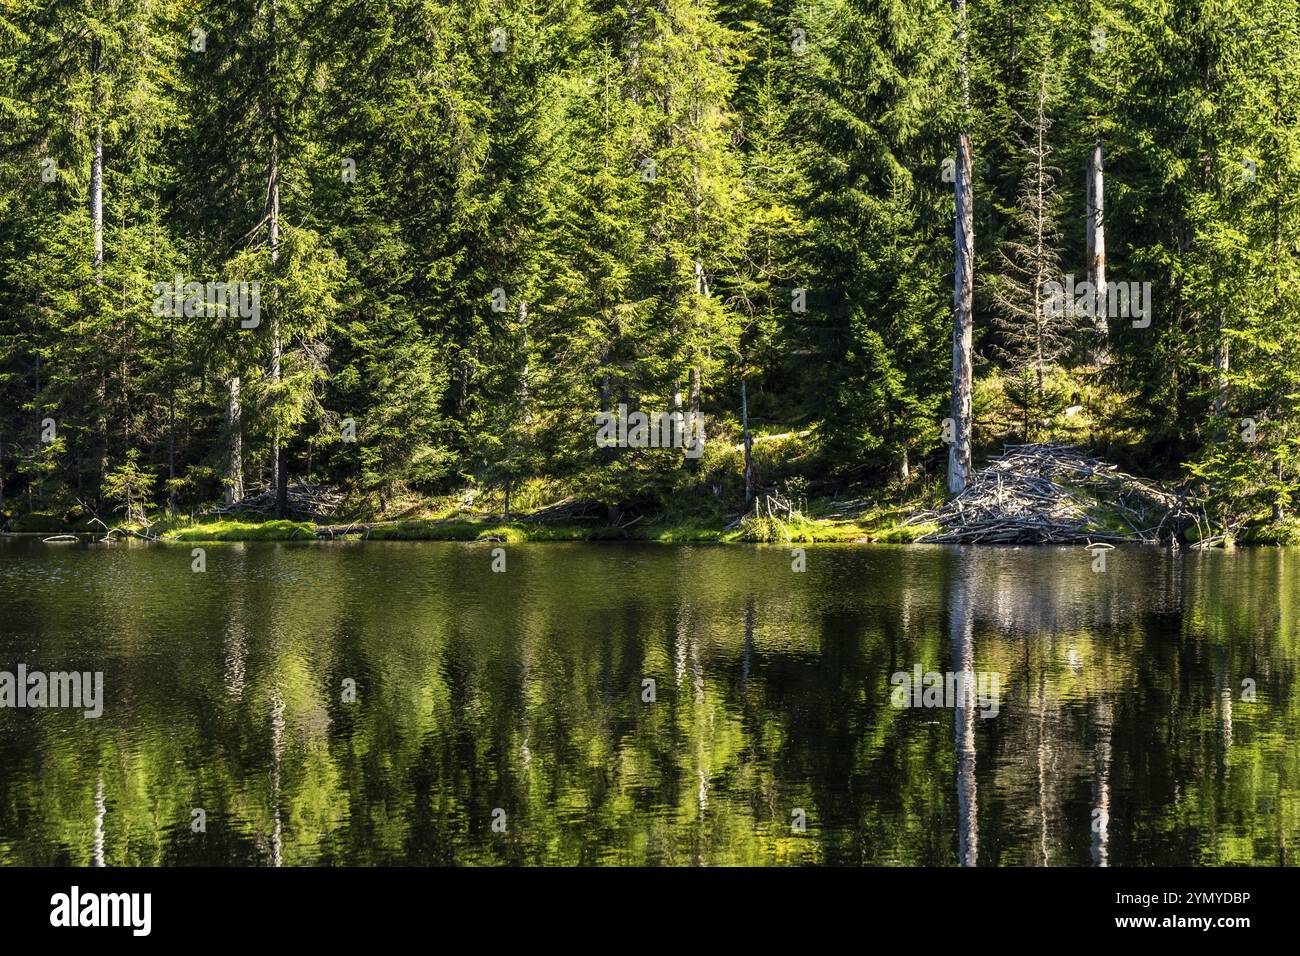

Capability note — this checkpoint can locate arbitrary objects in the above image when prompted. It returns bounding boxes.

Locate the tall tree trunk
[267,0,285,519]
[91,36,107,500]
[741,378,753,512]
[225,377,244,506]
[949,131,974,493]
[167,388,176,516]
[1212,312,1229,419]
[1087,139,1108,365]
[518,299,530,417]
[1273,458,1284,524]
[506,298,530,519]
[671,386,683,448]
[90,37,103,284]
[687,365,701,472]
[948,0,973,494]
[91,136,103,278]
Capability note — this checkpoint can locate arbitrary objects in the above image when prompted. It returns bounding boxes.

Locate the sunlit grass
[164,519,316,541]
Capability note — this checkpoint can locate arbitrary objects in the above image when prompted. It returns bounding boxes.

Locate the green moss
[366,520,497,541]
[874,520,938,543]
[133,498,953,547]
[365,517,729,543]
[638,519,726,542]
[165,519,316,542]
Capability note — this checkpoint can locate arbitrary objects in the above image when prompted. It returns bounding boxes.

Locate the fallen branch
[907,443,1197,545]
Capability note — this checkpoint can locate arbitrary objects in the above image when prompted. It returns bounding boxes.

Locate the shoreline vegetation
[6,434,1297,547]
[6,510,1294,546]
[3,503,937,546]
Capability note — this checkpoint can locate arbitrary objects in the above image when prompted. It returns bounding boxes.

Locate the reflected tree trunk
[1090,697,1112,867]
[951,559,978,866]
[270,692,284,867]
[1217,666,1233,752]
[92,775,106,868]
[1036,667,1052,865]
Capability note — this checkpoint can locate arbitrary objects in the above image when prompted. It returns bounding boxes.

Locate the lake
[0,537,1296,866]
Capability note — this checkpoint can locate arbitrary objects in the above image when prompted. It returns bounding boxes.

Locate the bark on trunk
[948,0,973,495]
[518,299,530,416]
[687,366,701,471]
[1212,312,1229,419]
[225,377,244,506]
[949,131,974,494]
[741,378,754,512]
[1087,139,1108,364]
[267,0,285,519]
[90,37,107,499]
[1273,458,1284,524]
[167,387,176,516]
[90,37,103,285]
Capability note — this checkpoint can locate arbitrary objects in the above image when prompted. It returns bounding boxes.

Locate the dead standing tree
[990,52,1075,439]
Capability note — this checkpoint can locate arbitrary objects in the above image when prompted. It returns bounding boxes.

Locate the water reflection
[0,538,1296,866]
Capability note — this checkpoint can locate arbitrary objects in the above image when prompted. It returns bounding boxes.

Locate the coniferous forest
[5,0,1300,903]
[2,0,1300,541]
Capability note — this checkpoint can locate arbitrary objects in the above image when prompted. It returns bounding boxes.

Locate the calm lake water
[0,537,1296,866]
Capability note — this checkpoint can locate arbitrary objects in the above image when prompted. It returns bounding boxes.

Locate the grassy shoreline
[6,508,1294,547]
[2,507,936,545]
[159,511,938,544]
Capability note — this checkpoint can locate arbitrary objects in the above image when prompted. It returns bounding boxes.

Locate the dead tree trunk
[90,36,104,283]
[1086,139,1108,365]
[950,131,974,494]
[948,0,974,495]
[267,0,286,519]
[1273,458,1284,524]
[687,365,702,470]
[1212,312,1229,419]
[225,377,244,506]
[741,378,754,512]
[90,36,108,499]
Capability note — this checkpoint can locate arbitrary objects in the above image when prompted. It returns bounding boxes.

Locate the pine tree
[799,0,955,482]
[990,33,1073,438]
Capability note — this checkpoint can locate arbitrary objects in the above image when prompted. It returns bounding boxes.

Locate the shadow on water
[0,537,1296,865]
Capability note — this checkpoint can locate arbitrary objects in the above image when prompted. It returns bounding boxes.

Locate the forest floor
[6,481,1294,546]
[7,371,1299,545]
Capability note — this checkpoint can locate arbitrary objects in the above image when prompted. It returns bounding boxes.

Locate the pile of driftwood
[517,497,605,523]
[907,443,1195,545]
[209,482,344,519]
